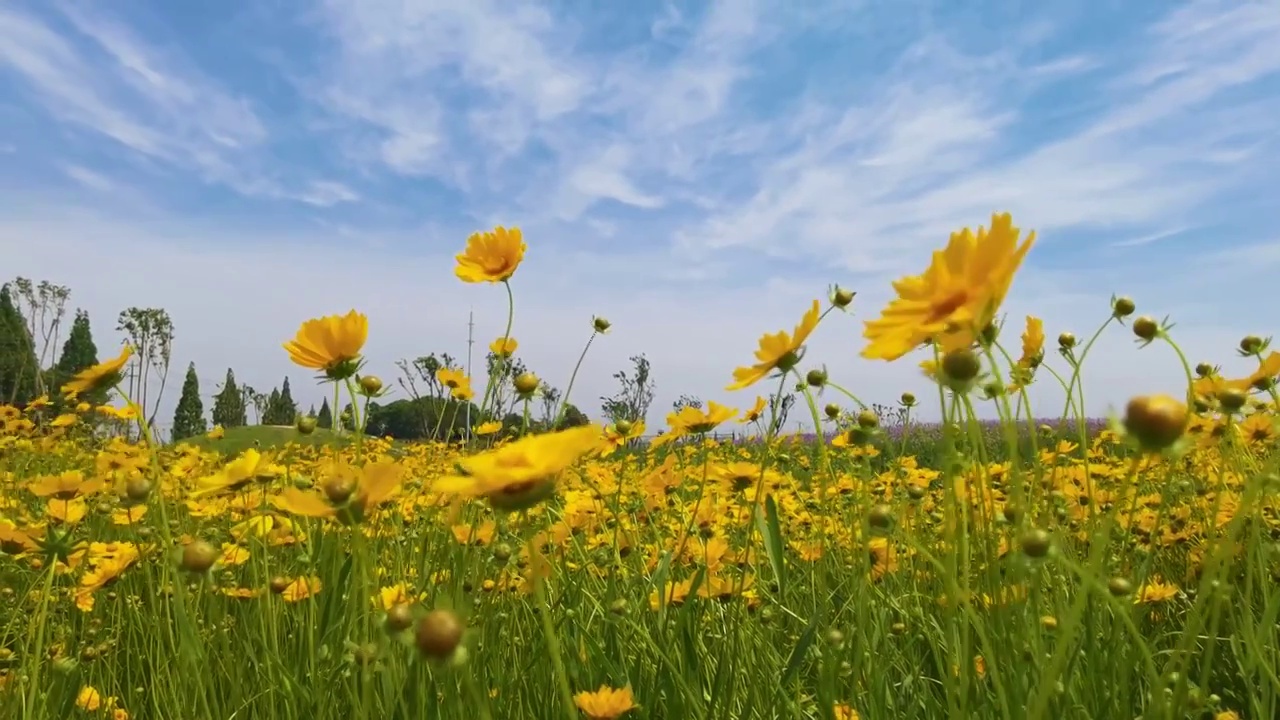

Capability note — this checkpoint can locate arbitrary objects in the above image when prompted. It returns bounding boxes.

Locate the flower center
[927,290,968,323]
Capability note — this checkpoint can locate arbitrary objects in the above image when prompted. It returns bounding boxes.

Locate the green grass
[176,424,347,456]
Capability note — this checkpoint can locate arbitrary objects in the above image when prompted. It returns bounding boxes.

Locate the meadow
[1,214,1278,720]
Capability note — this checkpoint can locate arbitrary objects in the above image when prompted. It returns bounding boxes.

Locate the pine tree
[317,397,333,429]
[278,377,298,424]
[211,369,247,428]
[171,362,207,440]
[0,284,40,407]
[52,309,102,406]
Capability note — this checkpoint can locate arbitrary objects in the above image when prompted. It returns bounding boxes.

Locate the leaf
[756,494,787,592]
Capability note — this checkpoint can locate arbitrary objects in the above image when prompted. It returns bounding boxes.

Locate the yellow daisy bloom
[455,226,526,283]
[433,425,603,511]
[862,213,1035,361]
[283,310,368,379]
[727,300,822,391]
[61,345,132,398]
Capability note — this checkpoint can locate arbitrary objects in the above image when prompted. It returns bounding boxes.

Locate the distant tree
[485,351,528,421]
[317,397,333,429]
[672,394,702,413]
[171,362,207,440]
[51,309,102,406]
[278,377,298,424]
[117,306,175,433]
[9,277,71,397]
[211,369,247,428]
[0,283,40,407]
[600,354,656,426]
[264,388,283,425]
[538,381,562,424]
[340,402,356,432]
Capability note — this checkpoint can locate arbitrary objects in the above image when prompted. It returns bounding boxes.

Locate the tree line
[2,275,795,442]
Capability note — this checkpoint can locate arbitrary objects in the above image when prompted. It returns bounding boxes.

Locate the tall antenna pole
[465,308,474,436]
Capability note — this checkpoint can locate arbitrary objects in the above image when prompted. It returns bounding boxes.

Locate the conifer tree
[172,362,207,440]
[317,397,333,429]
[264,388,282,424]
[52,309,102,406]
[0,284,39,407]
[212,369,247,428]
[278,377,298,424]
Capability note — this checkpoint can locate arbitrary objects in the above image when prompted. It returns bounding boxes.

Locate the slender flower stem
[555,330,597,426]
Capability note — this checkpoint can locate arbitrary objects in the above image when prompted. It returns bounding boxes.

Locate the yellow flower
[740,396,767,423]
[475,420,503,436]
[862,213,1035,361]
[76,686,102,711]
[669,401,737,435]
[489,336,518,356]
[272,460,404,524]
[207,425,225,440]
[573,685,637,719]
[727,300,821,390]
[455,226,526,283]
[433,425,603,511]
[283,310,368,378]
[1018,315,1044,367]
[62,345,132,398]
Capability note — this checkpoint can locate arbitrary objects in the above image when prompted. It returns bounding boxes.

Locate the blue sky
[2,0,1278,434]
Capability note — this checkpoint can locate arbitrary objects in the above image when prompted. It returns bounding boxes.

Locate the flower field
[2,214,1278,720]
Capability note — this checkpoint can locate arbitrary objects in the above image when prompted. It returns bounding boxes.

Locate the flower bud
[831,287,856,308]
[297,416,318,435]
[322,475,357,505]
[513,372,540,396]
[125,477,152,503]
[856,409,879,428]
[941,348,981,384]
[824,403,840,419]
[414,609,465,660]
[1194,362,1214,378]
[1058,332,1076,350]
[1216,388,1247,412]
[1020,529,1052,558]
[1123,394,1187,451]
[805,368,827,388]
[593,316,612,333]
[899,392,916,407]
[613,419,632,435]
[359,375,384,395]
[1112,296,1136,317]
[980,322,999,346]
[1240,335,1263,354]
[867,504,893,529]
[1108,577,1133,597]
[1132,316,1159,342]
[180,540,219,574]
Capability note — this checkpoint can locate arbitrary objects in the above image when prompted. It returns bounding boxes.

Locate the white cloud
[668,0,1280,276]
[63,164,115,193]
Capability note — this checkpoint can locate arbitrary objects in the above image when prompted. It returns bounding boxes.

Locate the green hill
[174,424,349,456]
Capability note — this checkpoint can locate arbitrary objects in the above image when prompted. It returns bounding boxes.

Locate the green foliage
[171,362,207,440]
[211,368,247,428]
[0,284,40,407]
[51,309,103,407]
[364,396,478,440]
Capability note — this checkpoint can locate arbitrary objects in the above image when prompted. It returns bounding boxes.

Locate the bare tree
[672,394,702,413]
[10,277,71,395]
[538,381,561,424]
[117,307,175,437]
[600,354,656,426]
